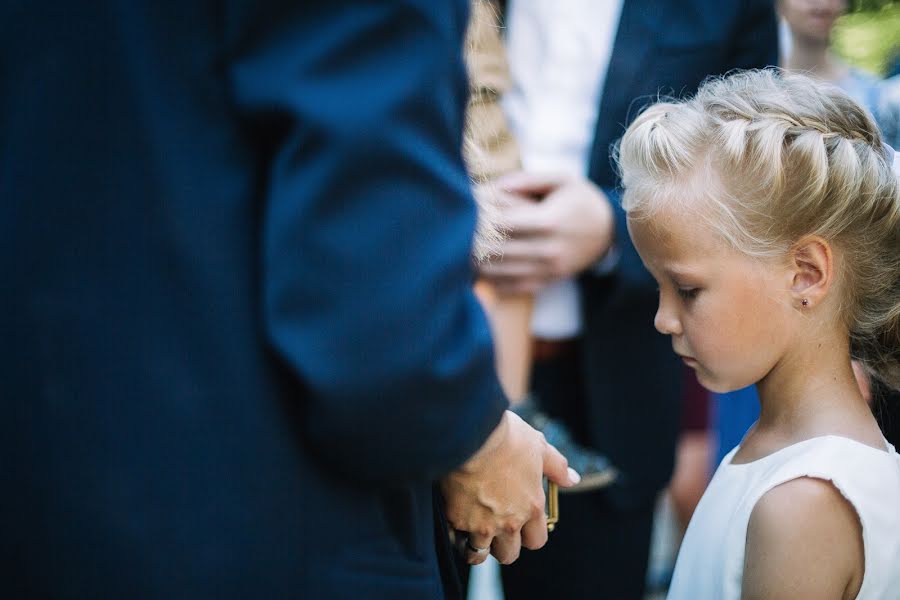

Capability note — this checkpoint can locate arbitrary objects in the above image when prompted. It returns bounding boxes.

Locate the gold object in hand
[546,481,558,532]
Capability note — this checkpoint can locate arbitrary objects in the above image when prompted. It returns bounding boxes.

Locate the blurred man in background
[479,1,779,597]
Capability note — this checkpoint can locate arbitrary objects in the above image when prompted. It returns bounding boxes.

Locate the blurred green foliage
[832,1,900,75]
[849,0,895,10]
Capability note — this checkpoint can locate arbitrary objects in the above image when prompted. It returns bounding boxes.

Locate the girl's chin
[694,370,743,395]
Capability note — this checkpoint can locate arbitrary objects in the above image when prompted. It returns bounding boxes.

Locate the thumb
[542,441,581,488]
[496,171,567,198]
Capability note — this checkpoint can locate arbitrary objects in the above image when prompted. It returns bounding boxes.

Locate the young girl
[618,70,900,599]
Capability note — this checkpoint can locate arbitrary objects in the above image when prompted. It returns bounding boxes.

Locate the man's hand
[440,411,581,565]
[479,172,615,295]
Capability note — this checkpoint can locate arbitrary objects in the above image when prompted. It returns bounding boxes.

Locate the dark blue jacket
[0,1,505,597]
[580,0,778,509]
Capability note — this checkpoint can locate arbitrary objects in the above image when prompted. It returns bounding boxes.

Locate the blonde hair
[617,69,900,390]
[462,0,512,261]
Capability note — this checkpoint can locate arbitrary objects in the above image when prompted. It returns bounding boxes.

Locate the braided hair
[616,69,900,389]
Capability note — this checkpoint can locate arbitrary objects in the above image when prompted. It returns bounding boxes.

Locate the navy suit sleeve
[603,185,656,290]
[226,0,507,485]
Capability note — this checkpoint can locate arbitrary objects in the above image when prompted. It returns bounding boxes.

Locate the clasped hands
[440,410,580,565]
[477,171,615,295]
[439,172,614,565]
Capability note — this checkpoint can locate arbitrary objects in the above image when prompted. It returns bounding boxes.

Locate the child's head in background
[617,69,899,395]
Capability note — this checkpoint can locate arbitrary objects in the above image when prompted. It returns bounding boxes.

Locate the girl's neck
[784,33,847,82]
[753,333,873,442]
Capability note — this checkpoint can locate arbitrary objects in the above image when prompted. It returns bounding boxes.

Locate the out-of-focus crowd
[462,1,900,598]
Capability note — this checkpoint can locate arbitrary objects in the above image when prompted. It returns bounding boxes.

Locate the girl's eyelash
[677,288,700,300]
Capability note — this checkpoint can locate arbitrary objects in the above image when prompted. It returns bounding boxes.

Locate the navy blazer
[580,0,778,509]
[0,1,504,597]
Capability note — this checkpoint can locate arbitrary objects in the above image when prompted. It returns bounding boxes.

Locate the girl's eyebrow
[663,264,703,280]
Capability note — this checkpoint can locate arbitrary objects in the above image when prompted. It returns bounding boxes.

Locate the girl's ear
[788,236,833,309]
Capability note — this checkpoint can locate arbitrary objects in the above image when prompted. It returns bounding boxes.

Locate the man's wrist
[461,410,510,473]
[588,189,617,274]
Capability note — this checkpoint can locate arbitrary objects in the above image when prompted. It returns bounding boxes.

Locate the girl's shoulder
[670,437,900,599]
[743,475,864,599]
[739,436,900,598]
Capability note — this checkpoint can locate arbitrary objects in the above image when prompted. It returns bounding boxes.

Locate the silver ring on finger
[466,540,490,555]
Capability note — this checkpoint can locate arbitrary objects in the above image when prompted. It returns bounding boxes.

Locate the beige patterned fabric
[463,0,520,183]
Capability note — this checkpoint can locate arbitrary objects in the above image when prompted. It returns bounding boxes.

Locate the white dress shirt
[503,0,625,339]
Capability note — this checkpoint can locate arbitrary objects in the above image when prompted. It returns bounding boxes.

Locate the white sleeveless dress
[667,435,900,599]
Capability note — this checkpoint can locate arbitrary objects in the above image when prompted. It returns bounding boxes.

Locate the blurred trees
[834,0,900,75]
[849,0,896,11]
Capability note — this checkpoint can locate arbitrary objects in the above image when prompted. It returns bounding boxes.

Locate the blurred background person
[779,0,900,146]
[464,0,616,490]
[473,1,779,598]
[462,3,617,595]
[781,0,876,94]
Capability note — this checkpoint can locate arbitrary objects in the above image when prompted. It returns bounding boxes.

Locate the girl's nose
[654,303,682,336]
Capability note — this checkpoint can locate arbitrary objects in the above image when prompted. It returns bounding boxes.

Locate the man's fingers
[491,530,523,565]
[492,277,547,296]
[496,171,567,198]
[502,205,554,235]
[543,441,581,488]
[488,239,555,262]
[465,533,494,566]
[521,512,549,551]
[479,239,557,284]
[493,187,540,208]
[480,258,546,280]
